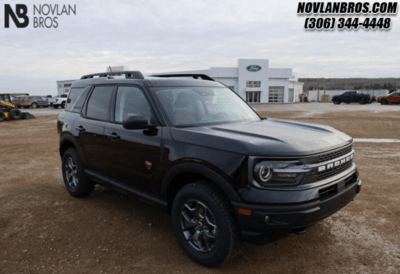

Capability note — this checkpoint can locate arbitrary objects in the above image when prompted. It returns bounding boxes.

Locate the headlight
[258,164,272,182]
[253,161,310,187]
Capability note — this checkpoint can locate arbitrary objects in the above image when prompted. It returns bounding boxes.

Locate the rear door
[72,85,114,171]
[103,85,162,193]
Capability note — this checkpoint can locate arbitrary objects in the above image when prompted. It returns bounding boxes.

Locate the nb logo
[4,4,29,28]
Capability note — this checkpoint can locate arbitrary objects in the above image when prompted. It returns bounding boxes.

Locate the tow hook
[290,228,306,235]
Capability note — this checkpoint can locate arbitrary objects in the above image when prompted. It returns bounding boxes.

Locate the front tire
[333,99,341,105]
[358,98,366,105]
[9,109,22,120]
[31,103,38,109]
[380,99,388,105]
[62,148,94,197]
[171,182,237,267]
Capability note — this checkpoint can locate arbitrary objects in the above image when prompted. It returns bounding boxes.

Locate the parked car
[377,92,400,105]
[53,94,68,108]
[26,96,49,108]
[331,91,371,105]
[57,71,361,267]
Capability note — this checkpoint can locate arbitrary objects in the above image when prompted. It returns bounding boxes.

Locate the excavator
[0,93,35,122]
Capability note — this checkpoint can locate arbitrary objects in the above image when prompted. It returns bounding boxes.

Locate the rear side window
[85,86,114,121]
[66,87,91,113]
[65,88,83,111]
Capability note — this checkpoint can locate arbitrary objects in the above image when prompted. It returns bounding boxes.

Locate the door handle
[107,132,120,140]
[75,126,86,132]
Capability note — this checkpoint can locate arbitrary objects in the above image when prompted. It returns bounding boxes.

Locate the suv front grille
[316,145,352,163]
[317,161,352,180]
[303,144,354,184]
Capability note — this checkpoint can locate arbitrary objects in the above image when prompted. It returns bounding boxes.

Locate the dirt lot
[1,108,400,273]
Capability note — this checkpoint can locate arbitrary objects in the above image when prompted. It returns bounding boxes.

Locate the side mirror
[123,113,151,130]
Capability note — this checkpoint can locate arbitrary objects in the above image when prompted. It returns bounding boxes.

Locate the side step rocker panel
[85,169,168,209]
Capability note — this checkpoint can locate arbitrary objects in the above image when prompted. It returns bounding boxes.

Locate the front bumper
[232,166,361,242]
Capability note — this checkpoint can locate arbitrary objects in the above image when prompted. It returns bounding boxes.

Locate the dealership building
[158,59,303,103]
[57,60,303,103]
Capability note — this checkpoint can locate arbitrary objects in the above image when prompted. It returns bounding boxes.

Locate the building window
[64,83,72,88]
[58,84,62,89]
[246,91,261,103]
[269,86,284,103]
[227,86,234,91]
[246,81,261,88]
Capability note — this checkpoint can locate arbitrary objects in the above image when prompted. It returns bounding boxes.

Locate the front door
[103,85,162,193]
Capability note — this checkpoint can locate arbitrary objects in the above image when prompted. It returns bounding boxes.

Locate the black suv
[58,71,362,266]
[332,91,371,104]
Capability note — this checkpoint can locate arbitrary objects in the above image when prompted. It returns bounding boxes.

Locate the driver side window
[114,86,151,123]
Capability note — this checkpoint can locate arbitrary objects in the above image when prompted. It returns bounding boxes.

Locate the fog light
[265,216,270,223]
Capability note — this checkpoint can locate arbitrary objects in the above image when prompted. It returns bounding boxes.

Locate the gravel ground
[20,107,63,116]
[0,107,400,273]
[252,102,400,117]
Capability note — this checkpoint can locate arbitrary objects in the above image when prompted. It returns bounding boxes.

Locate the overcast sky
[1,0,399,95]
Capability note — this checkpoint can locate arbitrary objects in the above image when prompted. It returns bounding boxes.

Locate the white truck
[53,94,68,108]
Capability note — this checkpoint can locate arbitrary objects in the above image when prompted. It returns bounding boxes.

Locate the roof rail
[150,74,215,81]
[80,71,144,80]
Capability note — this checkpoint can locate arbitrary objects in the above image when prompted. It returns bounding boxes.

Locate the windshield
[152,87,260,126]
[0,95,11,102]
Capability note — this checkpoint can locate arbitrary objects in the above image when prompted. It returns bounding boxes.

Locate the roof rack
[80,71,144,80]
[150,74,215,81]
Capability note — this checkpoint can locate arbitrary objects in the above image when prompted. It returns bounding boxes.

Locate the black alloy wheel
[171,182,237,267]
[62,148,94,197]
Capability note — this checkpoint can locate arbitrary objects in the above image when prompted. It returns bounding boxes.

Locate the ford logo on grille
[318,153,354,172]
[246,65,262,72]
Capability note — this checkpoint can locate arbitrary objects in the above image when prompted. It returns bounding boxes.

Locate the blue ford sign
[246,65,262,72]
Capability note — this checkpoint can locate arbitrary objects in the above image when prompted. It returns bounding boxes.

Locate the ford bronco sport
[57,71,361,266]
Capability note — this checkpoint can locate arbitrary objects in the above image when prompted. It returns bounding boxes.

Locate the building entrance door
[246,91,261,103]
[289,88,294,103]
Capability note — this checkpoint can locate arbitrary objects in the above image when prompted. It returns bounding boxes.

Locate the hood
[170,118,352,157]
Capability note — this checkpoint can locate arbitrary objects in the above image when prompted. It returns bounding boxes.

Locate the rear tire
[171,182,237,267]
[0,112,5,122]
[62,148,94,198]
[9,109,22,120]
[31,103,38,109]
